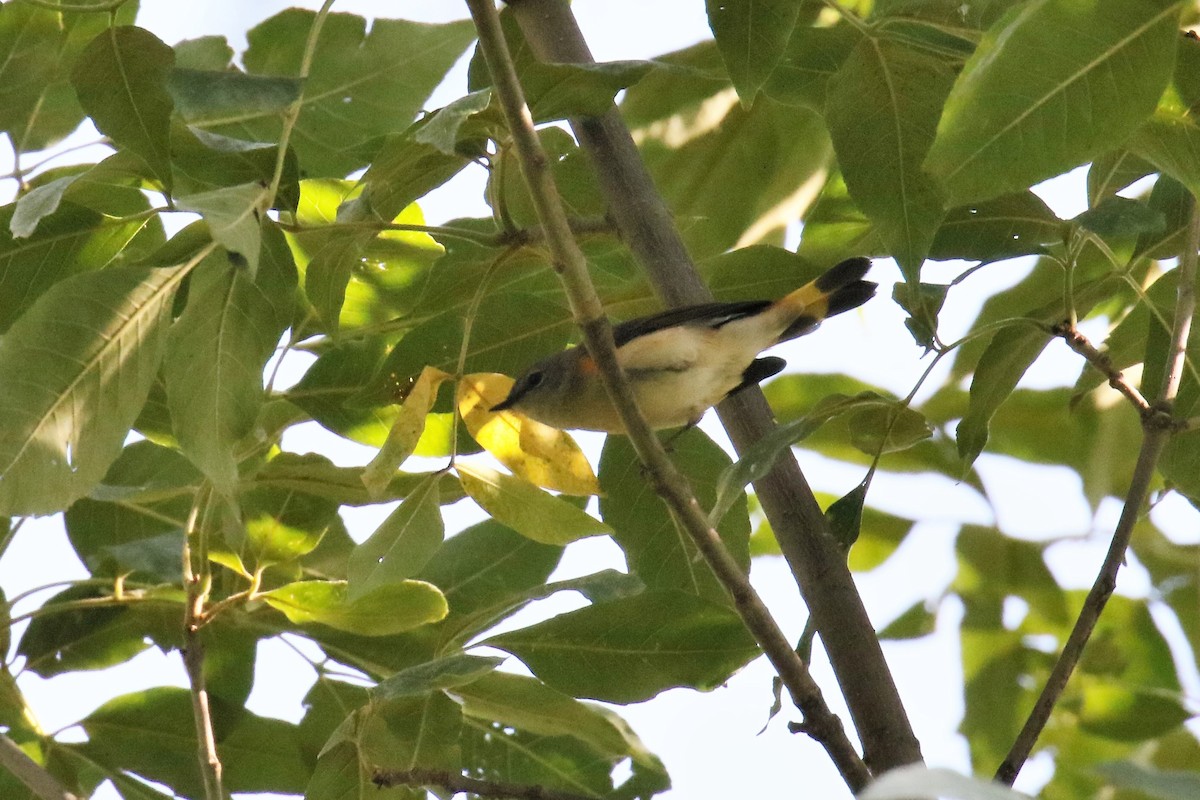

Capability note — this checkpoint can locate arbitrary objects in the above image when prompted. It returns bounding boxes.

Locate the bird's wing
[611,300,771,348]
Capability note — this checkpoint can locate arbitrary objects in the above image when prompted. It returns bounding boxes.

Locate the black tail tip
[826,279,877,317]
[815,256,872,293]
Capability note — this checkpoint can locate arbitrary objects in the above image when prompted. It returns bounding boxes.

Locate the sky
[0,2,1197,800]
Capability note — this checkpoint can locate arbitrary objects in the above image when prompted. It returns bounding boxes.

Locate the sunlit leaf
[456,462,611,546]
[360,366,451,499]
[262,579,447,636]
[0,265,188,515]
[458,373,599,496]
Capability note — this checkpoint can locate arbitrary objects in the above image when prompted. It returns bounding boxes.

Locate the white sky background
[0,2,1198,799]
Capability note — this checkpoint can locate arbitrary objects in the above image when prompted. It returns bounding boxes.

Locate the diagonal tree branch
[996,201,1200,786]
[466,0,870,790]
[506,0,922,774]
[0,733,81,800]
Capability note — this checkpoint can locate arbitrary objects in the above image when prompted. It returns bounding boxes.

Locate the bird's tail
[775,256,876,342]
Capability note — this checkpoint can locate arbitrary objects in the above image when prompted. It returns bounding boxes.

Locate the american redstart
[492,256,876,432]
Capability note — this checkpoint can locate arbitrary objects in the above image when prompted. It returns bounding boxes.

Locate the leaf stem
[266,0,335,209]
[467,0,870,789]
[181,487,224,800]
[997,197,1200,785]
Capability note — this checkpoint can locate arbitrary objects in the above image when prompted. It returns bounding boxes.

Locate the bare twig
[181,491,224,800]
[1051,320,1155,418]
[276,215,613,248]
[0,734,81,800]
[373,767,597,800]
[467,0,870,790]
[267,0,335,208]
[997,201,1200,786]
[507,0,921,774]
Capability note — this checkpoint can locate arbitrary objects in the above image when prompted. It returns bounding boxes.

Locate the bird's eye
[525,371,544,388]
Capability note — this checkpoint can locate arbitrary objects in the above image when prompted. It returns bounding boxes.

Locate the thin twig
[506,0,921,774]
[372,767,596,800]
[266,0,335,209]
[997,200,1200,786]
[1051,320,1154,418]
[276,215,613,247]
[466,0,870,790]
[181,489,224,800]
[0,734,81,800]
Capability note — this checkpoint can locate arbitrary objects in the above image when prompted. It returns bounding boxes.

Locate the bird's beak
[489,392,516,413]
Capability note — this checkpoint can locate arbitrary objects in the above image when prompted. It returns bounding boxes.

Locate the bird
[490,256,876,433]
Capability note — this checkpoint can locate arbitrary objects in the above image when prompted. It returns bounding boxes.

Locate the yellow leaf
[458,373,600,496]
[361,366,452,498]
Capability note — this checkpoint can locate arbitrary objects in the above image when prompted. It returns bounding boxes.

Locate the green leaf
[64,440,199,582]
[1078,684,1190,741]
[17,585,184,678]
[348,473,444,600]
[171,125,300,209]
[930,193,1063,262]
[80,686,308,796]
[763,23,860,110]
[706,0,802,103]
[0,202,160,334]
[1093,760,1200,800]
[1072,195,1166,239]
[359,124,474,221]
[846,403,933,455]
[925,0,1183,204]
[600,429,749,604]
[174,183,268,275]
[414,89,493,155]
[711,392,888,524]
[825,37,953,277]
[0,0,137,152]
[1133,174,1195,261]
[458,720,614,799]
[956,324,1054,467]
[485,590,760,703]
[0,265,188,516]
[1088,149,1158,205]
[206,10,475,178]
[261,579,447,636]
[454,671,666,777]
[796,171,889,266]
[371,652,503,701]
[457,463,612,546]
[237,480,343,571]
[71,26,175,191]
[624,48,833,257]
[1131,111,1200,199]
[173,36,234,70]
[250,451,463,507]
[878,601,937,640]
[167,67,302,123]
[164,244,292,493]
[10,176,80,238]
